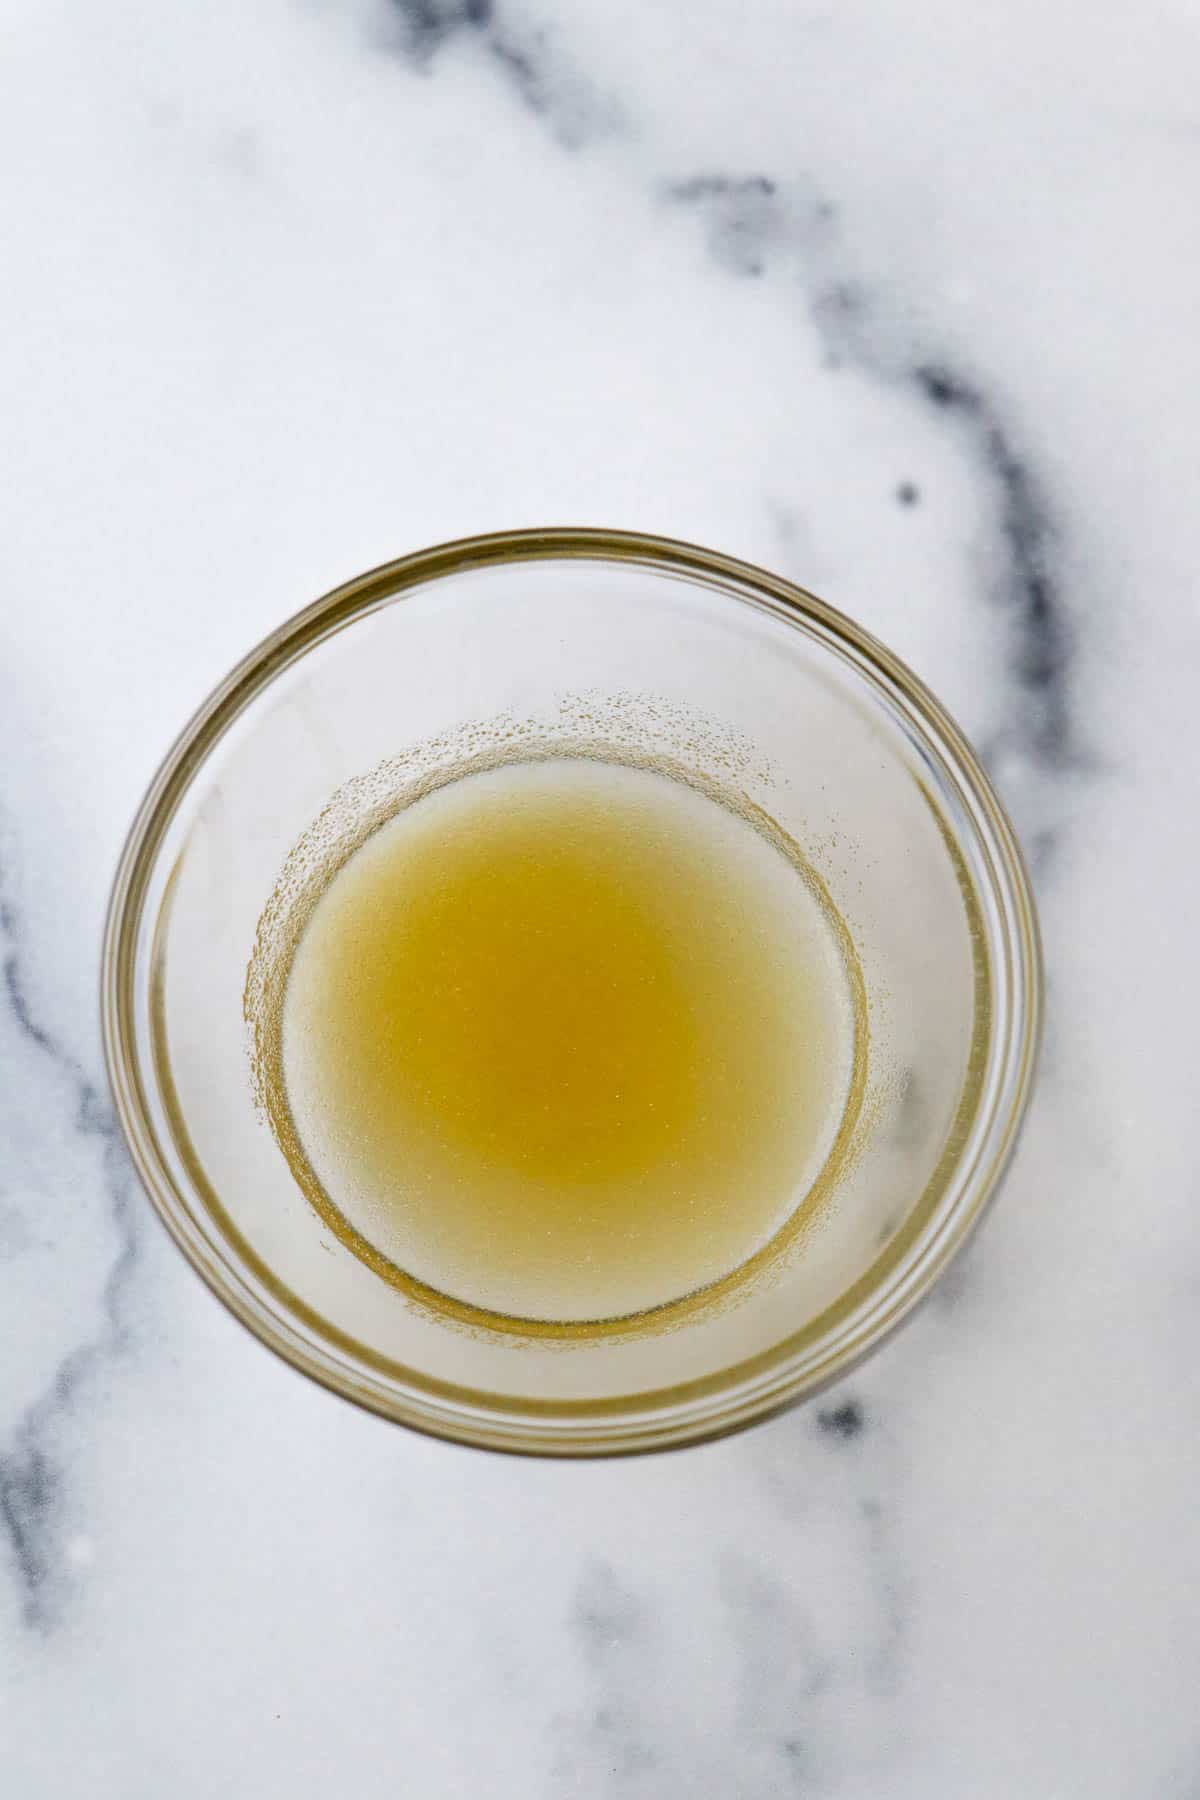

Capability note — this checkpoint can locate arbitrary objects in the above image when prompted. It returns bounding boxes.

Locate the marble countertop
[4,2,1199,1793]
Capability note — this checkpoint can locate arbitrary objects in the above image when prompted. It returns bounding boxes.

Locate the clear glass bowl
[102,529,1041,1454]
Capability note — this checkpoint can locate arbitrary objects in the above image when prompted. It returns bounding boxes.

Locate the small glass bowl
[102,529,1041,1455]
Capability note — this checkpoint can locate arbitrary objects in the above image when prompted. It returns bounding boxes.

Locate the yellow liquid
[280,758,858,1323]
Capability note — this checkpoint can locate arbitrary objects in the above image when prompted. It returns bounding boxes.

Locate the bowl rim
[101,526,1043,1456]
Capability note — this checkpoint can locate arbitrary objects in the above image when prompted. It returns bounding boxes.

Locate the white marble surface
[3,0,1199,1791]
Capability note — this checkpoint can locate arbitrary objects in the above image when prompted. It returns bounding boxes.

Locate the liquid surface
[281,758,858,1322]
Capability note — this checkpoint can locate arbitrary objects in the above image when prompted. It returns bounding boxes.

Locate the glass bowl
[101,529,1041,1455]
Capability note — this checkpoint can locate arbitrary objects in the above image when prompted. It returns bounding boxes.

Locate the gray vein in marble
[382,0,620,147]
[0,827,139,1632]
[912,362,1073,771]
[858,1497,905,1696]
[755,1400,908,1670]
[555,1443,907,1794]
[664,176,788,278]
[718,1550,833,1786]
[815,1398,864,1441]
[664,174,1082,791]
[557,1560,661,1786]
